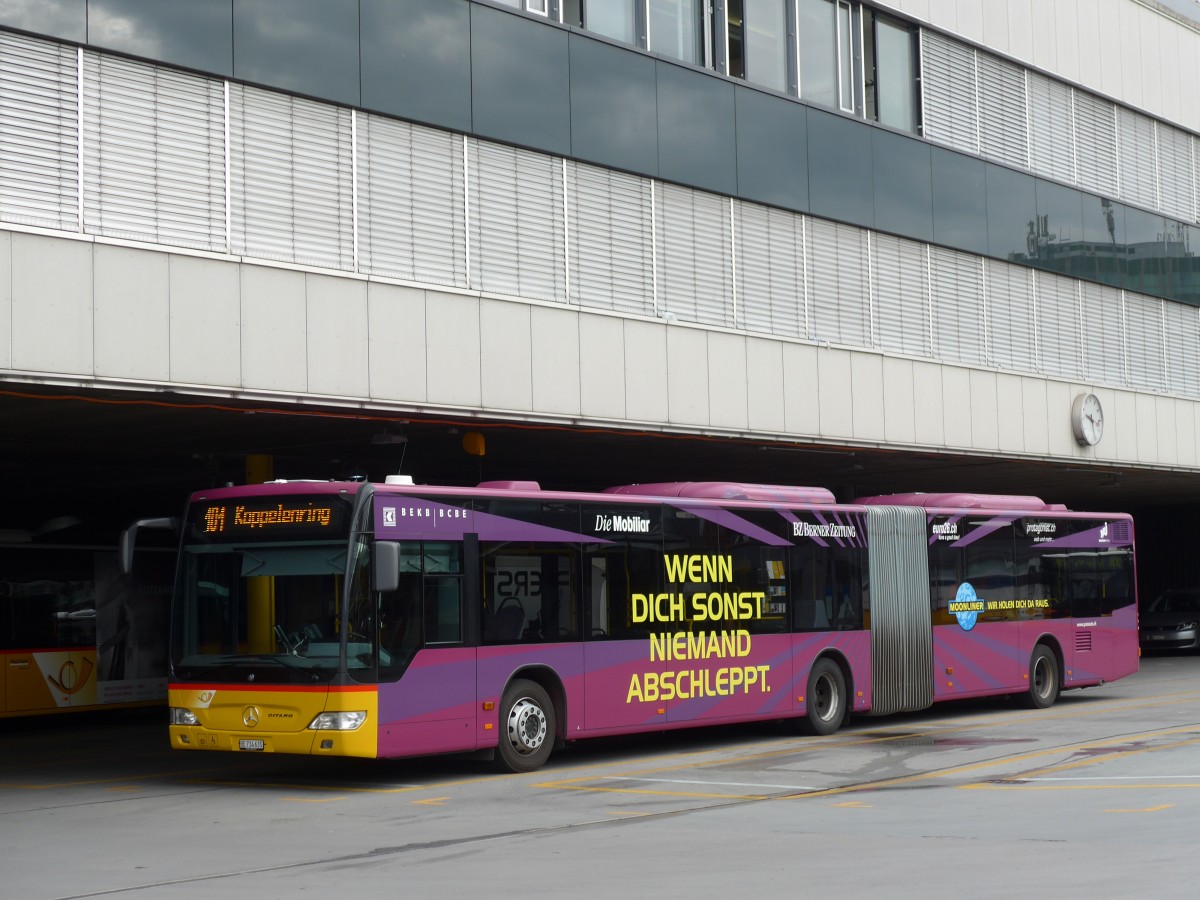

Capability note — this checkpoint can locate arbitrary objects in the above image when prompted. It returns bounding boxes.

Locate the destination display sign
[187,495,351,542]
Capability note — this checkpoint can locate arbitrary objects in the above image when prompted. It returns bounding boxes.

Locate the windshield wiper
[218,653,306,669]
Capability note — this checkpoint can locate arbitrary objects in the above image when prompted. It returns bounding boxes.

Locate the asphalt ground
[3,652,1198,899]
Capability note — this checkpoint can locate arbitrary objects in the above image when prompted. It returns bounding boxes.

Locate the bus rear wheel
[1024,644,1061,709]
[804,658,846,736]
[496,679,555,773]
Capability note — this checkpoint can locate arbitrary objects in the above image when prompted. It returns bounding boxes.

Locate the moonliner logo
[595,514,651,534]
[793,522,857,538]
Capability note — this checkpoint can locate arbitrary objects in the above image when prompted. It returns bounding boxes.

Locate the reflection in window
[0,0,85,42]
[798,1,917,132]
[799,0,837,107]
[874,14,916,131]
[89,0,233,76]
[649,0,704,66]
[582,0,639,44]
[233,0,360,106]
[836,1,854,112]
[743,0,788,93]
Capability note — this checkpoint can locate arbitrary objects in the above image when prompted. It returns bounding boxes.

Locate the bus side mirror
[119,517,180,574]
[372,541,400,593]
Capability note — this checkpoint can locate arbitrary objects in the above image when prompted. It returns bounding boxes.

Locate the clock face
[1072,393,1103,446]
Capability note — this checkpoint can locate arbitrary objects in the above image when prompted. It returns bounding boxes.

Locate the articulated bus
[147,478,1138,771]
[1,542,173,717]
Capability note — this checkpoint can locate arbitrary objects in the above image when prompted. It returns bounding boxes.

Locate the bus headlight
[308,711,367,731]
[169,708,199,726]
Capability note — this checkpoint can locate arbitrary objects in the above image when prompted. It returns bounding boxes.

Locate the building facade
[1,0,1199,489]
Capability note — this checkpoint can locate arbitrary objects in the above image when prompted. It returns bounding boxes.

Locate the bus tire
[1024,644,1060,709]
[804,658,846,736]
[496,679,555,773]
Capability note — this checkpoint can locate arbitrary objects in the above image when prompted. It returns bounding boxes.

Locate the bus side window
[425,576,462,643]
[379,573,423,677]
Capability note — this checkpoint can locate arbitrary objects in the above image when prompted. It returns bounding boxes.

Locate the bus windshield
[169,492,375,684]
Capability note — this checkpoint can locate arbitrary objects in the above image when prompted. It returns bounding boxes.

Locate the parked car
[1140,589,1200,651]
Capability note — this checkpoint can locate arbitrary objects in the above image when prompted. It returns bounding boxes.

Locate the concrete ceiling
[1,384,1193,543]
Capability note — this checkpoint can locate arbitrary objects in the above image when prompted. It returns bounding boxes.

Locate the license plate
[1147,635,1164,641]
[239,739,265,751]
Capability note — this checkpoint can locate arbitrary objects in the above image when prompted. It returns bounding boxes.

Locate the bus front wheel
[496,679,555,773]
[804,658,846,736]
[1024,644,1061,709]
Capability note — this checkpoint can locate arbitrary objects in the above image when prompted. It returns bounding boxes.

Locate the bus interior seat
[485,605,525,642]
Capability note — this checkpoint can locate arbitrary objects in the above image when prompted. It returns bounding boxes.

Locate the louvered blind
[229,85,354,270]
[735,202,805,338]
[1124,292,1165,391]
[986,260,1036,372]
[871,232,930,356]
[1073,91,1118,197]
[1156,126,1195,224]
[1079,282,1125,385]
[1028,74,1075,185]
[82,52,225,251]
[930,246,985,365]
[1118,108,1159,211]
[977,54,1028,170]
[469,140,566,303]
[655,183,733,327]
[1034,272,1082,378]
[920,29,978,155]
[1164,302,1200,396]
[567,161,655,317]
[358,114,466,288]
[807,218,870,347]
[0,32,78,230]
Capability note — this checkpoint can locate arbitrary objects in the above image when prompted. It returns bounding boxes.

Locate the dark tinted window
[90,0,233,75]
[580,502,664,640]
[1179,224,1200,306]
[1123,205,1177,298]
[1033,178,1083,276]
[233,0,360,105]
[932,147,988,255]
[568,33,659,176]
[807,107,874,228]
[872,128,932,241]
[1079,193,1124,289]
[1015,518,1132,619]
[790,511,867,632]
[378,541,463,680]
[477,501,581,643]
[471,4,571,155]
[986,163,1037,264]
[929,517,1018,625]
[656,60,738,196]
[360,0,471,132]
[0,0,85,42]
[735,86,808,211]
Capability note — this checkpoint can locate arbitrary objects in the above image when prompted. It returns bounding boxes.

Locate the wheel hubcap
[814,674,839,721]
[506,698,547,755]
[1033,659,1050,697]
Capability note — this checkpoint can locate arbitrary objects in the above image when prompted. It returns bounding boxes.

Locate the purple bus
[154,478,1138,771]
